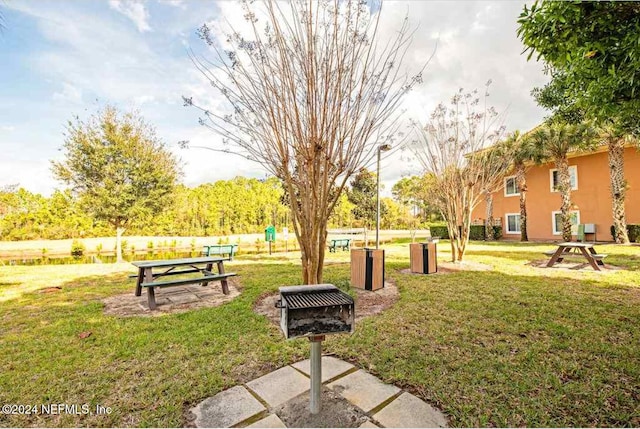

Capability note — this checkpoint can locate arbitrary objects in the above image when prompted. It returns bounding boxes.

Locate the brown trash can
[410,241,438,274]
[350,248,385,291]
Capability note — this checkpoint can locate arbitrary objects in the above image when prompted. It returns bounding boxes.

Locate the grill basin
[276,284,355,340]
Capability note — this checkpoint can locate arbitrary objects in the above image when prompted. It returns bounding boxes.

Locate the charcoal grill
[276,284,354,339]
[276,284,355,414]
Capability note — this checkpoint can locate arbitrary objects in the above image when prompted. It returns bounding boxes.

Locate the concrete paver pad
[247,366,310,407]
[291,356,355,383]
[246,414,287,428]
[190,386,265,428]
[359,420,380,428]
[373,392,448,428]
[328,370,400,413]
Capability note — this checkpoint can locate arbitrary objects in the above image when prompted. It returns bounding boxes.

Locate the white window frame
[552,210,580,235]
[505,213,521,234]
[549,166,578,192]
[503,176,519,197]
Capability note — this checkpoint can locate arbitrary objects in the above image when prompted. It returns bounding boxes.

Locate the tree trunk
[608,139,630,244]
[116,226,125,263]
[445,185,472,262]
[516,163,528,241]
[457,200,472,261]
[556,157,573,241]
[299,226,323,284]
[484,191,494,241]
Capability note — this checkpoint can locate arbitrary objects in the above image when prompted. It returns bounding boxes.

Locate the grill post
[309,335,324,414]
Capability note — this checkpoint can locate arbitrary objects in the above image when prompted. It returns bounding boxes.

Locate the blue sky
[0,0,549,196]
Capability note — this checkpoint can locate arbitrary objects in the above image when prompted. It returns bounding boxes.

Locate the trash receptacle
[350,248,384,291]
[410,240,438,274]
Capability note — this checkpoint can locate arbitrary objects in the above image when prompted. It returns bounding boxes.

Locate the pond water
[2,251,197,266]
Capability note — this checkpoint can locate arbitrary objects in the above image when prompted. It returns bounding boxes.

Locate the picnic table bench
[131,256,237,310]
[329,238,351,252]
[544,242,606,271]
[201,244,238,260]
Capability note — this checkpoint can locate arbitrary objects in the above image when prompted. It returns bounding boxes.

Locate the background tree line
[0,173,439,241]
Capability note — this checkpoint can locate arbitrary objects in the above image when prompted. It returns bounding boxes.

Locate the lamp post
[376,143,392,249]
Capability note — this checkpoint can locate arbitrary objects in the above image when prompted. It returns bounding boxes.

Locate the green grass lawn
[1,241,639,427]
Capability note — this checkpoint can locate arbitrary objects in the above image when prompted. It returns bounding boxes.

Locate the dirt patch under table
[253,279,399,324]
[102,278,242,317]
[527,259,622,273]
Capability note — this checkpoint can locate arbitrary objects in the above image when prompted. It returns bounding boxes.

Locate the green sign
[265,225,276,242]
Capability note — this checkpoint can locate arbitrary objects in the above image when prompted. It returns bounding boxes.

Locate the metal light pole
[376,144,392,249]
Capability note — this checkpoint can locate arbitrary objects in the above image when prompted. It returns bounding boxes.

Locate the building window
[505,213,521,234]
[550,166,578,192]
[504,176,519,197]
[552,210,580,235]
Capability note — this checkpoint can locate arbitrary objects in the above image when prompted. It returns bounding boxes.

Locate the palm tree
[531,122,597,241]
[503,130,542,241]
[598,125,638,243]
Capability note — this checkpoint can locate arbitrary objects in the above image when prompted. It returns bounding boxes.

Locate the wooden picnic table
[131,256,236,310]
[545,242,606,271]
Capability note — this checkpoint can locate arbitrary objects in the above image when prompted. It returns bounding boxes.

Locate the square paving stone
[246,414,286,428]
[246,366,310,407]
[191,386,265,428]
[359,421,380,428]
[328,370,400,413]
[291,356,355,383]
[373,392,447,428]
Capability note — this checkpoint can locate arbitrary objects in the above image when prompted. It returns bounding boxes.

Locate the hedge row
[429,225,503,240]
[610,224,640,242]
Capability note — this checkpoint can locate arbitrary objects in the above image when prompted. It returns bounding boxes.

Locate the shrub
[70,239,86,258]
[429,225,502,241]
[255,238,264,253]
[428,225,449,239]
[610,224,640,242]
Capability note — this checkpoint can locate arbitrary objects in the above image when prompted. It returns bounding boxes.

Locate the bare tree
[183,0,423,284]
[410,83,511,262]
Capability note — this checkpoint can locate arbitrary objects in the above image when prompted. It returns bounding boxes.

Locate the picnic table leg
[588,247,605,266]
[546,247,566,267]
[147,286,157,310]
[217,260,229,295]
[580,247,601,271]
[202,263,213,287]
[143,268,157,309]
[135,268,144,296]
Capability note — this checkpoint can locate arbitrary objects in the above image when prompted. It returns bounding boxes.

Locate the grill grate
[284,291,353,309]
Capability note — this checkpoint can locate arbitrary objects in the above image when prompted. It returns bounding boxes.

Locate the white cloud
[108,0,151,32]
[2,0,550,196]
[52,82,83,104]
[133,95,155,105]
[1,125,15,132]
[159,0,185,8]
